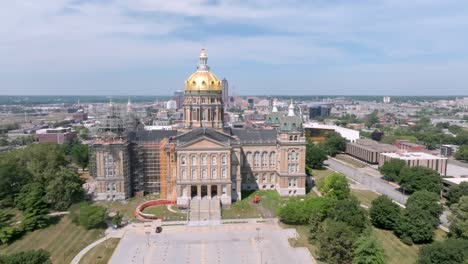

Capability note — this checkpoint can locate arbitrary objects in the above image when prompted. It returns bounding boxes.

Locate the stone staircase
[188,196,221,225]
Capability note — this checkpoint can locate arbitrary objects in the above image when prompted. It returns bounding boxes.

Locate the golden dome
[185,49,222,92]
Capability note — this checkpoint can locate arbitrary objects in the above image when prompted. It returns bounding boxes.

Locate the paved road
[325,158,450,226]
[326,158,408,204]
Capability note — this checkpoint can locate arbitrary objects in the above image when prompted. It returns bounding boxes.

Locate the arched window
[191,169,197,179]
[262,173,267,182]
[269,152,276,166]
[246,152,252,166]
[254,152,260,167]
[202,169,207,179]
[211,155,217,165]
[211,168,217,179]
[289,135,293,141]
[191,155,197,165]
[294,135,298,141]
[270,173,276,183]
[221,155,227,165]
[181,156,186,165]
[221,168,227,179]
[254,173,259,182]
[201,155,207,166]
[261,152,268,167]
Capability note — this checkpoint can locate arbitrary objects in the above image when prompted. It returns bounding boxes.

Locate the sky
[1,0,468,96]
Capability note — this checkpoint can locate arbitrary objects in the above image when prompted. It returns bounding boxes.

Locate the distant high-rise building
[309,104,331,119]
[383,96,391,104]
[172,90,184,110]
[222,78,229,107]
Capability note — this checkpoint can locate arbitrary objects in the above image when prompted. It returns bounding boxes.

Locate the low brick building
[35,127,77,144]
[394,140,426,152]
[346,139,398,164]
[378,152,448,176]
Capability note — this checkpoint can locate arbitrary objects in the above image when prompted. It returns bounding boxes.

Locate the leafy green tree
[447,182,468,206]
[44,168,84,211]
[0,159,31,207]
[0,249,52,264]
[449,196,468,239]
[15,183,49,231]
[417,238,468,264]
[306,140,327,169]
[365,111,380,129]
[379,159,406,182]
[329,197,368,234]
[70,143,89,170]
[112,212,123,227]
[19,144,67,180]
[323,132,346,157]
[455,145,468,162]
[71,203,107,229]
[406,190,442,227]
[279,197,333,225]
[317,220,356,264]
[370,195,401,230]
[352,235,386,264]
[399,166,442,194]
[318,173,350,200]
[370,130,384,141]
[394,191,441,244]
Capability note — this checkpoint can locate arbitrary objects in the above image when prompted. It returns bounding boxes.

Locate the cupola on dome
[185,49,222,92]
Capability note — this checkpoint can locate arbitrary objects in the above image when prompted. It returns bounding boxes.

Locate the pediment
[178,137,227,149]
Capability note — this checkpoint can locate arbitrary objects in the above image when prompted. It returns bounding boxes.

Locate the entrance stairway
[188,196,221,225]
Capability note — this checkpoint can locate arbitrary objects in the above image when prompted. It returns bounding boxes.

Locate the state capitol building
[90,49,306,207]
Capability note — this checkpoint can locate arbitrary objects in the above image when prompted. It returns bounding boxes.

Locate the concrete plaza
[109,222,314,264]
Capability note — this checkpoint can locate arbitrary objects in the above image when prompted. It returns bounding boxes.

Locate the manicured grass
[351,189,380,207]
[373,228,419,264]
[143,205,187,221]
[335,154,366,168]
[221,198,261,219]
[79,238,120,264]
[311,168,334,182]
[96,194,160,220]
[0,216,104,264]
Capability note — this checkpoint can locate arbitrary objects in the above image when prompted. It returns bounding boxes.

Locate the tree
[449,196,468,239]
[370,195,401,230]
[15,183,49,231]
[306,140,327,169]
[0,249,52,264]
[44,168,84,211]
[279,197,333,225]
[317,220,356,264]
[70,143,89,170]
[378,159,406,182]
[417,238,468,264]
[365,111,380,129]
[352,235,386,264]
[406,190,442,227]
[0,159,31,207]
[447,182,468,206]
[399,166,442,194]
[370,130,384,142]
[71,202,107,229]
[112,212,123,227]
[394,191,442,244]
[323,132,347,157]
[329,197,368,234]
[318,173,350,200]
[455,145,468,162]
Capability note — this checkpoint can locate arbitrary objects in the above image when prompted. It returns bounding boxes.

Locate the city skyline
[1,1,468,95]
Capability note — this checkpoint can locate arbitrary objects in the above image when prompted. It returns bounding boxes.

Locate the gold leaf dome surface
[185,49,222,92]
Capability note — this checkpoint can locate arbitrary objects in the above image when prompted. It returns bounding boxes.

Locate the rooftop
[381,152,447,160]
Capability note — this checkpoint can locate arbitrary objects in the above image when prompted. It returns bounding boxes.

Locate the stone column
[217,184,221,196]
[207,184,212,198]
[197,185,201,198]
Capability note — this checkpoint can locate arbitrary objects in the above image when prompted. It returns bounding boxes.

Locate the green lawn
[79,238,120,264]
[351,189,380,207]
[0,216,104,264]
[374,228,419,264]
[335,154,366,168]
[311,168,334,182]
[96,194,160,220]
[221,198,261,219]
[143,205,187,221]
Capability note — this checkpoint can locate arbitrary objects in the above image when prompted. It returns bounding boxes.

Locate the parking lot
[109,222,314,264]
